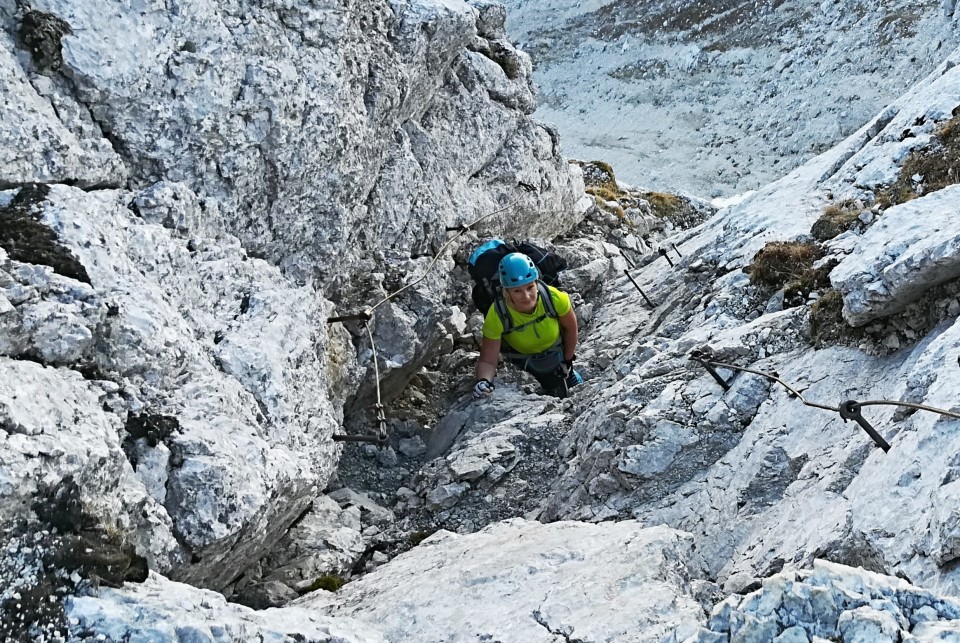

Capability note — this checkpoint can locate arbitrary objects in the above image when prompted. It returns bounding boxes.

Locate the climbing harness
[689,348,960,453]
[328,195,534,444]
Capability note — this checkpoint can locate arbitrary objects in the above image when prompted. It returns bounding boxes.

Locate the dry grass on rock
[876,113,960,208]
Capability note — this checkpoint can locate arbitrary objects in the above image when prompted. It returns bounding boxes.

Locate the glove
[559,356,574,377]
[473,378,495,399]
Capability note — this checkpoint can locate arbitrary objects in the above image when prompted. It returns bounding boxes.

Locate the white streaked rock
[299,520,707,643]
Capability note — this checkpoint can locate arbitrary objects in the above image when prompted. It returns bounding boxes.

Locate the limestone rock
[66,572,386,642]
[299,520,707,643]
[259,495,365,594]
[831,186,960,326]
[687,560,960,641]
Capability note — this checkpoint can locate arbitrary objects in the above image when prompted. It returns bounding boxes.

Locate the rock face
[66,572,388,643]
[0,0,583,596]
[9,0,960,640]
[299,520,709,642]
[501,0,960,198]
[831,182,960,326]
[3,0,582,277]
[522,47,960,597]
[1,183,345,587]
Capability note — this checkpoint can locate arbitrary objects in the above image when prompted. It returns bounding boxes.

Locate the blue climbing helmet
[498,252,539,287]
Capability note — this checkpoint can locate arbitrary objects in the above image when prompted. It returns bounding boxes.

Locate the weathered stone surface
[688,560,960,642]
[234,579,299,610]
[0,358,180,571]
[0,26,127,187]
[300,520,707,643]
[329,488,395,527]
[66,572,386,642]
[5,0,582,282]
[259,495,366,593]
[0,184,349,589]
[831,186,960,325]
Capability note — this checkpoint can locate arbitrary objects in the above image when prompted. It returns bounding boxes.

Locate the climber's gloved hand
[559,356,575,377]
[473,378,495,399]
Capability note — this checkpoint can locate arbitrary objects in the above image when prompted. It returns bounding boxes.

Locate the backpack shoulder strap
[493,295,513,336]
[538,282,558,319]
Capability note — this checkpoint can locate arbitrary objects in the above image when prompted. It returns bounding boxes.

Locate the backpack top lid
[469,238,507,266]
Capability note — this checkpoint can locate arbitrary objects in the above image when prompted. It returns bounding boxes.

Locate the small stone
[377,447,399,467]
[398,437,427,458]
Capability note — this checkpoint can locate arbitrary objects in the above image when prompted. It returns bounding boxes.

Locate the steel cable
[692,354,960,420]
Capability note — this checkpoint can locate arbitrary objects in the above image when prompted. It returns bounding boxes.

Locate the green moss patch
[0,184,90,284]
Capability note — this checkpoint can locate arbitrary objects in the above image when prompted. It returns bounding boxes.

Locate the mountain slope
[502,0,960,197]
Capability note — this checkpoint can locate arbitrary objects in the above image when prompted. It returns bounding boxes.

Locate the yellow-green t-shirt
[482,285,571,354]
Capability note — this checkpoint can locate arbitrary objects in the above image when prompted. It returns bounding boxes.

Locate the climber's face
[505,282,538,313]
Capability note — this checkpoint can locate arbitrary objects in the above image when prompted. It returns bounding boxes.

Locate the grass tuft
[875,114,960,207]
[811,200,863,241]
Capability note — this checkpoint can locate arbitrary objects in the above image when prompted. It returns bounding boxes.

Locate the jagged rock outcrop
[0,0,584,601]
[3,0,582,276]
[676,559,960,642]
[1,183,346,588]
[66,572,388,643]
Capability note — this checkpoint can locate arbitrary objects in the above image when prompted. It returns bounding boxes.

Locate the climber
[473,253,583,399]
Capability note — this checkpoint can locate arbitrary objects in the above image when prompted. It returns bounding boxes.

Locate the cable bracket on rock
[332,403,388,445]
[658,247,675,267]
[689,349,732,391]
[332,322,391,447]
[838,399,890,453]
[690,349,960,453]
[623,269,655,307]
[327,308,373,324]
